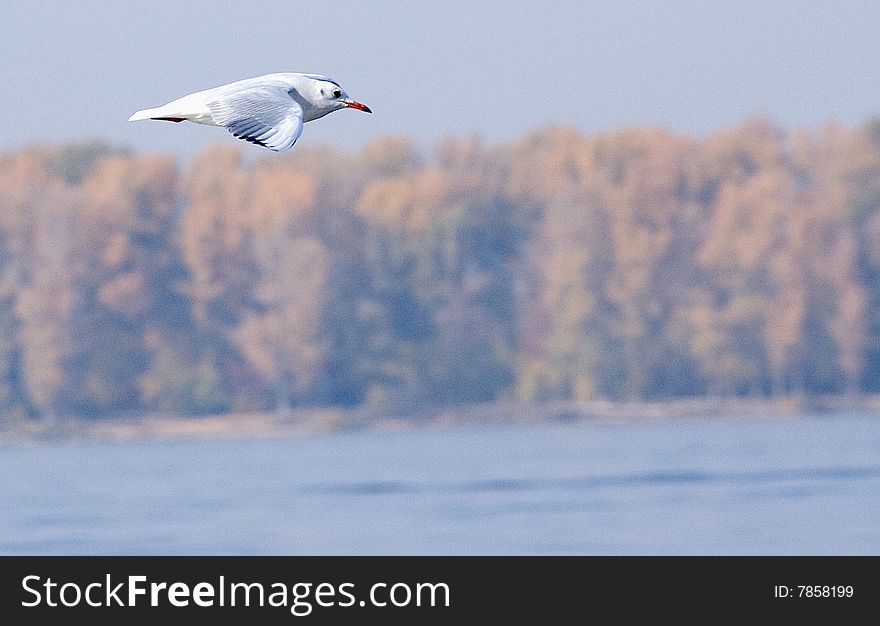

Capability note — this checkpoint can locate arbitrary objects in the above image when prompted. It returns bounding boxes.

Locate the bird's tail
[128,107,161,121]
[128,107,185,122]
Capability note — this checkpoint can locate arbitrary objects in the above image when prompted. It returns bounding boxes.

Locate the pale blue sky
[3,1,880,157]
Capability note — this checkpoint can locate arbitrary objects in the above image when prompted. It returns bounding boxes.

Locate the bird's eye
[332,89,341,98]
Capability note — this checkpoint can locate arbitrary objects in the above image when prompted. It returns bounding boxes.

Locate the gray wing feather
[207,86,304,152]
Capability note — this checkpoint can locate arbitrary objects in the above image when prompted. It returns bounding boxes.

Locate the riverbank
[2,394,879,445]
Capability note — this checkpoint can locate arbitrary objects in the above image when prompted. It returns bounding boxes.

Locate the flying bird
[128,73,371,152]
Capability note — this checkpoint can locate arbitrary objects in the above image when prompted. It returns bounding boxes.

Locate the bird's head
[300,76,371,121]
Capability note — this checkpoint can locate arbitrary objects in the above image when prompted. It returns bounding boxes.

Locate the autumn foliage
[2,118,879,420]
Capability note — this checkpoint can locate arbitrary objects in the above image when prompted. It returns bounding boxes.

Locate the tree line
[2,117,880,420]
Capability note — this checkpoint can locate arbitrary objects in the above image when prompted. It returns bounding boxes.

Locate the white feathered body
[128,73,366,152]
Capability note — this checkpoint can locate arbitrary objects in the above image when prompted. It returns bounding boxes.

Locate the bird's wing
[206,86,304,152]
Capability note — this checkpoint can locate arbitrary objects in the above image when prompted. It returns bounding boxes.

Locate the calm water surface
[1,413,877,555]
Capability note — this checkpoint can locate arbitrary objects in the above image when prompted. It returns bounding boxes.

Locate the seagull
[128,73,371,152]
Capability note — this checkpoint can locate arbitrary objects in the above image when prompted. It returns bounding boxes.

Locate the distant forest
[2,117,880,420]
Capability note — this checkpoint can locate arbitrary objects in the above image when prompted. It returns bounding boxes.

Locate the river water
[1,413,877,555]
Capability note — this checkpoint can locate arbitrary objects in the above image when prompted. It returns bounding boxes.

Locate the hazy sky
[4,1,880,158]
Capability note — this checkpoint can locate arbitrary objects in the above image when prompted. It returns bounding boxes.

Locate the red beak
[343,99,372,113]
